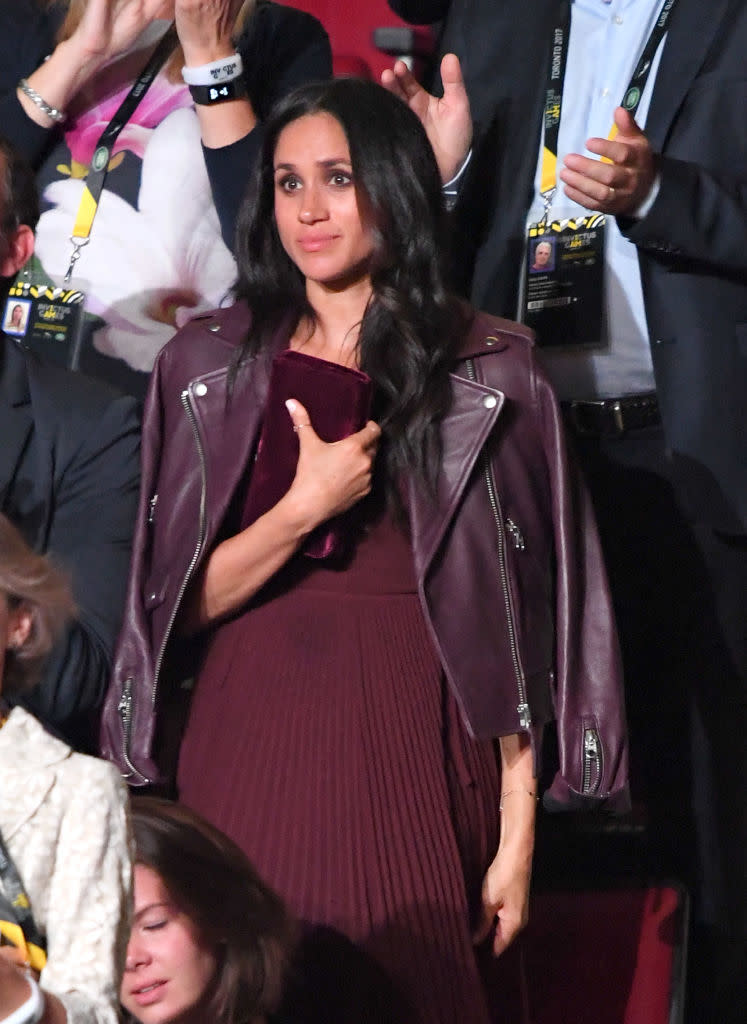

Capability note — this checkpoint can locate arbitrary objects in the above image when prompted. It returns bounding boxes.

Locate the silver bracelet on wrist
[18,78,66,124]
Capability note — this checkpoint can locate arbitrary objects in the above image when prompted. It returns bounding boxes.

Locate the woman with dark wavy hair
[121,797,294,1024]
[104,75,627,1023]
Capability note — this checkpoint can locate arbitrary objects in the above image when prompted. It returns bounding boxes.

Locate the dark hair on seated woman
[0,513,73,696]
[234,77,469,501]
[127,797,296,1024]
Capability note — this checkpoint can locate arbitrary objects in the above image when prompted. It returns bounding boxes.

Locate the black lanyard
[66,22,179,282]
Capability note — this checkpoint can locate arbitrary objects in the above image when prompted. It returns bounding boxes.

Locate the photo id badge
[522,215,606,349]
[4,279,86,370]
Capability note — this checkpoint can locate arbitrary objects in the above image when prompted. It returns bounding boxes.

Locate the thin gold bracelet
[499,788,539,812]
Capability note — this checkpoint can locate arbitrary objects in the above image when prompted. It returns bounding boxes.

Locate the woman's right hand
[282,399,381,535]
[18,0,174,127]
[70,0,174,67]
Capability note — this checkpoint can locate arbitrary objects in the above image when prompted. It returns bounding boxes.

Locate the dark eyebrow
[274,158,353,172]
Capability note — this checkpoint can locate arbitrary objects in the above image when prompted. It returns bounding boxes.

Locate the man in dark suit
[387,1,746,1018]
[0,138,140,750]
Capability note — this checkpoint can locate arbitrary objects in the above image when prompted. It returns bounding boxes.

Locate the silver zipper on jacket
[118,387,208,780]
[465,359,530,729]
[582,726,603,795]
[116,678,141,779]
[151,387,209,706]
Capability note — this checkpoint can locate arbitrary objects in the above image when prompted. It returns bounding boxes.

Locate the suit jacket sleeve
[203,3,333,250]
[621,154,747,274]
[22,393,141,750]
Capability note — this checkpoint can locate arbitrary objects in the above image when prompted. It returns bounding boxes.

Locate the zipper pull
[148,493,158,524]
[584,730,599,760]
[517,702,532,729]
[506,517,525,550]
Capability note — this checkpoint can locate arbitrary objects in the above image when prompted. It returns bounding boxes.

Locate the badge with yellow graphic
[4,279,86,371]
[522,214,606,349]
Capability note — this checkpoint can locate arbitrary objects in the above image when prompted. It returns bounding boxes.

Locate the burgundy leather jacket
[100,303,628,810]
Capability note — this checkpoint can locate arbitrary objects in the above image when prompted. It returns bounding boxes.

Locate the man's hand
[560,106,657,216]
[381,53,472,184]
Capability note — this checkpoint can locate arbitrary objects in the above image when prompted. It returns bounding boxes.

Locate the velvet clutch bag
[242,348,373,558]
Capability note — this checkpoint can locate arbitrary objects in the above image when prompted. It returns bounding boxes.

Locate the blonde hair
[0,514,74,696]
[50,0,258,81]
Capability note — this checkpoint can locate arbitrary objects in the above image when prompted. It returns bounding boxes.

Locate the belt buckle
[567,399,625,437]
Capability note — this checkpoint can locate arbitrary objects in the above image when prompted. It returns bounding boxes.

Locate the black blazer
[0,337,140,748]
[391,0,747,532]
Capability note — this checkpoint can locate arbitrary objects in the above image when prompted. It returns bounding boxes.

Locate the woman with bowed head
[103,78,628,1021]
[0,513,131,1024]
[0,1,330,393]
[121,797,294,1024]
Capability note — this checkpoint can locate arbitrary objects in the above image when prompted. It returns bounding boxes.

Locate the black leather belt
[562,392,660,437]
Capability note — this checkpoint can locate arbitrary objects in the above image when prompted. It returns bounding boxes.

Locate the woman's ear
[0,224,35,279]
[6,603,33,652]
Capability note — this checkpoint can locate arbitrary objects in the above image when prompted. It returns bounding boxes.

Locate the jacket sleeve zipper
[465,358,531,729]
[116,678,141,779]
[582,726,603,795]
[119,385,209,778]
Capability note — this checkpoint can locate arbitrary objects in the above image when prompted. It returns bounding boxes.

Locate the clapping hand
[381,53,472,184]
[560,106,658,216]
[72,0,174,65]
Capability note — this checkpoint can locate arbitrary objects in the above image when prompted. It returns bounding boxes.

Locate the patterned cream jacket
[0,707,131,1024]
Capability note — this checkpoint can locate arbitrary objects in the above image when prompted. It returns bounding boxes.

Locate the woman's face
[0,594,30,695]
[273,112,375,292]
[11,306,23,326]
[121,865,219,1024]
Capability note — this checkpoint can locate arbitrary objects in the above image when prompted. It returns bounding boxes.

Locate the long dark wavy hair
[125,797,296,1024]
[234,77,469,502]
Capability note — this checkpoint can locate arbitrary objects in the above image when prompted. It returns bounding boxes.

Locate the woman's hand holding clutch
[281,399,381,535]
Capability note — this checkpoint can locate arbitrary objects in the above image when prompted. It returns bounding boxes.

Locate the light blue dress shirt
[529,0,667,399]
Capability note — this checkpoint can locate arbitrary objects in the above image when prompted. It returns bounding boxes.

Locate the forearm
[496,732,536,858]
[16,36,107,128]
[179,11,258,148]
[186,490,317,630]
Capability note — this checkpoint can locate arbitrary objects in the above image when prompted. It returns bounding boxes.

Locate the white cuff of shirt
[630,172,661,219]
[442,149,473,209]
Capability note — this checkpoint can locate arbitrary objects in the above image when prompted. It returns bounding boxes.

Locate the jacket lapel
[0,709,67,841]
[409,372,504,583]
[189,347,276,547]
[0,338,33,516]
[645,0,728,149]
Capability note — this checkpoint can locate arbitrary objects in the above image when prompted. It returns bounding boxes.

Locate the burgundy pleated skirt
[178,508,503,1023]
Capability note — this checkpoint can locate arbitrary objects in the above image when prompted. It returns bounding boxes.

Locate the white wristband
[181,53,243,86]
[2,974,44,1024]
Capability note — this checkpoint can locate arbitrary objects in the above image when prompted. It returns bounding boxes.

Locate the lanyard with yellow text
[538,0,679,223]
[64,22,179,284]
[0,832,47,972]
